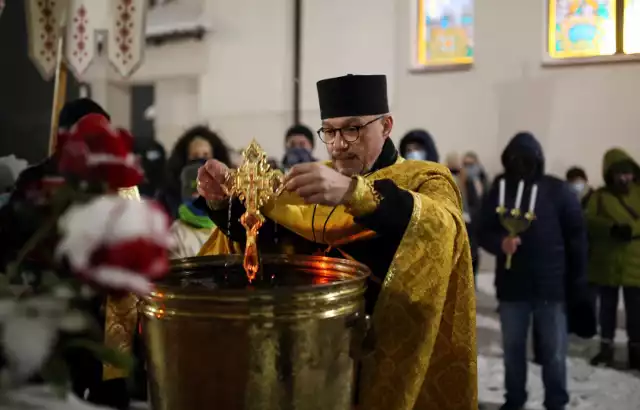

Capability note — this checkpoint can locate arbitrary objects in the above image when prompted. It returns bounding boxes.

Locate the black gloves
[567,294,597,339]
[610,224,633,242]
[87,378,130,410]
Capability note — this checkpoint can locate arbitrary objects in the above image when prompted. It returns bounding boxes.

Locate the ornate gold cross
[222,140,284,281]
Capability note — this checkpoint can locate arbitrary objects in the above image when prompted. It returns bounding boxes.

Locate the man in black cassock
[196,74,478,410]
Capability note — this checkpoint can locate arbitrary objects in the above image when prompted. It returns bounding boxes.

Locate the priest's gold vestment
[200,158,478,410]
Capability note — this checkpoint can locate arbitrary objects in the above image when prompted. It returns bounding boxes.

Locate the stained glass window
[547,0,640,59]
[624,0,640,53]
[414,0,474,68]
[548,0,616,58]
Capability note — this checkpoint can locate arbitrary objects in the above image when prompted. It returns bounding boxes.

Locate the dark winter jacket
[478,133,588,302]
[585,148,640,288]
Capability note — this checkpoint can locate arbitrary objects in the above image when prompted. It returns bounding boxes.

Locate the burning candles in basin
[496,178,537,270]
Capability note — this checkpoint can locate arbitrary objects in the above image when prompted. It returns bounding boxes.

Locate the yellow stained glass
[548,0,617,59]
[416,0,474,67]
[624,0,640,53]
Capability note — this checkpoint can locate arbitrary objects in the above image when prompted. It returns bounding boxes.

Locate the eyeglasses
[317,115,385,144]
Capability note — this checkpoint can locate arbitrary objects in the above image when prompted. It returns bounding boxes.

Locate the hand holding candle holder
[221,140,285,281]
[496,179,538,270]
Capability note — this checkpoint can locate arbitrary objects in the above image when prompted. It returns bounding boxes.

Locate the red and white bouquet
[57,113,143,191]
[0,112,173,407]
[56,196,174,296]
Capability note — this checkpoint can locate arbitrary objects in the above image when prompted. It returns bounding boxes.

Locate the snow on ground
[476,272,640,409]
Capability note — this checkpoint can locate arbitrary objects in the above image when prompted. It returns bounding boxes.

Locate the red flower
[58,113,143,190]
[56,196,174,295]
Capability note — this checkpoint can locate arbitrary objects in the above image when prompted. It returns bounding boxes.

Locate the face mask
[570,182,586,195]
[611,176,632,195]
[465,164,481,178]
[0,193,9,209]
[283,147,314,168]
[405,150,426,161]
[180,160,206,201]
[507,155,537,179]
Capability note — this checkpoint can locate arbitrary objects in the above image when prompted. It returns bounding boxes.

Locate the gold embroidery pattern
[345,176,381,217]
[103,293,139,380]
[103,186,142,380]
[359,172,478,410]
[201,161,478,409]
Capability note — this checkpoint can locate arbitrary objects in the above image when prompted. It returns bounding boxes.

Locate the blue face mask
[283,147,314,169]
[465,164,481,179]
[405,150,426,161]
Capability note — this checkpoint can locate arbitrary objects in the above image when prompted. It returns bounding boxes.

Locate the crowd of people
[0,90,639,410]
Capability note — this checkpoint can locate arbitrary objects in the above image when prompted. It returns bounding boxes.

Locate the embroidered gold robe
[199,158,478,410]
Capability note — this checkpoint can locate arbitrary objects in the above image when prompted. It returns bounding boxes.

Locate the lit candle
[528,184,538,213]
[514,180,524,210]
[498,178,505,208]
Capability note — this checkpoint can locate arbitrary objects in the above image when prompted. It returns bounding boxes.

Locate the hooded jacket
[585,148,640,287]
[399,129,439,162]
[478,132,588,301]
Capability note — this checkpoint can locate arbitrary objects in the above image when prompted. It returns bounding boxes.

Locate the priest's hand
[285,163,355,206]
[197,159,229,201]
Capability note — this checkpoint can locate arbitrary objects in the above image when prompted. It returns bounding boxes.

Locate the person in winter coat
[463,151,490,196]
[565,166,593,209]
[478,132,594,410]
[282,124,317,172]
[585,148,640,370]
[0,98,111,271]
[161,126,231,219]
[133,137,166,199]
[169,160,216,259]
[446,152,482,281]
[399,129,439,162]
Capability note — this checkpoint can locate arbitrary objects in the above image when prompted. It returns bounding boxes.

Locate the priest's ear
[381,114,394,139]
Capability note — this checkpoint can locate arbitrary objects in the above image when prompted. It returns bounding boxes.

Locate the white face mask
[570,182,586,195]
[405,150,427,161]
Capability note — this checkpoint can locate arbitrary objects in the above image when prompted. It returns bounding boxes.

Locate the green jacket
[585,148,640,287]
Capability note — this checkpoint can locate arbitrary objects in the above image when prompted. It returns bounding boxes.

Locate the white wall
[188,0,640,184]
[393,0,640,185]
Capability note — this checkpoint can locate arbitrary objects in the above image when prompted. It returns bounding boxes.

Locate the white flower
[52,285,75,300]
[58,311,89,333]
[3,316,57,382]
[56,196,174,295]
[0,296,89,383]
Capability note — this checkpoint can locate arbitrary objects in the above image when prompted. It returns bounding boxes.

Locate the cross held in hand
[221,140,284,281]
[223,139,284,215]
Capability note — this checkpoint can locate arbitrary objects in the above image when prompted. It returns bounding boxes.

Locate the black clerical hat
[317,74,389,119]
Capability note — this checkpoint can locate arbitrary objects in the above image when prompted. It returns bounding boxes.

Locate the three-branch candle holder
[496,206,535,270]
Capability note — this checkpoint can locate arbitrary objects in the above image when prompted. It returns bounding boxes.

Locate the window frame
[409,0,475,73]
[543,0,640,66]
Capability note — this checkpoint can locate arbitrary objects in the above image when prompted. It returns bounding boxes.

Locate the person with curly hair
[160,126,231,218]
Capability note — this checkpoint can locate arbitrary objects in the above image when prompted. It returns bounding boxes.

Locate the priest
[196,74,477,410]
